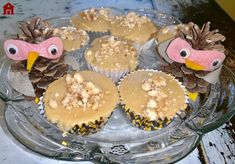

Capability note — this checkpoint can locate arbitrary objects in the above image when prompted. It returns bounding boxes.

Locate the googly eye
[48,45,58,55]
[212,59,221,68]
[6,44,18,55]
[179,49,190,59]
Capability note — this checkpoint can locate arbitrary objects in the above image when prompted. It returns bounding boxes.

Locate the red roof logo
[3,2,15,15]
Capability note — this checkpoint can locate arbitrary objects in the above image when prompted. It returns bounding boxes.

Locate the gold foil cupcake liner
[68,114,111,136]
[118,69,189,131]
[38,95,113,136]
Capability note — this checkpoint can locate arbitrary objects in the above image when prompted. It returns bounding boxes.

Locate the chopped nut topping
[142,108,157,120]
[49,99,58,109]
[162,27,169,34]
[119,12,151,29]
[79,8,110,21]
[59,73,104,111]
[86,36,138,69]
[141,73,169,120]
[54,26,88,45]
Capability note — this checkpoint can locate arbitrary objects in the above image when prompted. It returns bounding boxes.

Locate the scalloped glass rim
[1,8,235,163]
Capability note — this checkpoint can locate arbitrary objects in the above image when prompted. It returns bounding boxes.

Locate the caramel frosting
[53,26,89,51]
[43,71,119,131]
[111,12,158,44]
[85,36,138,71]
[154,25,177,42]
[70,8,114,32]
[118,70,187,120]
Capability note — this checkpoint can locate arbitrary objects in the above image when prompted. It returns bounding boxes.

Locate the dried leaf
[8,71,35,97]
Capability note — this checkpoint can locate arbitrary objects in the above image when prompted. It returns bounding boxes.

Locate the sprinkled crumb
[119,12,151,29]
[79,8,110,21]
[141,74,169,120]
[54,26,88,46]
[49,73,104,111]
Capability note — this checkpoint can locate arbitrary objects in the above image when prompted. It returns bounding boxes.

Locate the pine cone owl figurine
[4,17,69,98]
[156,22,226,100]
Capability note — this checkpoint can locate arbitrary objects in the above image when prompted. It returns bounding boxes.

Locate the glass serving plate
[0,9,235,164]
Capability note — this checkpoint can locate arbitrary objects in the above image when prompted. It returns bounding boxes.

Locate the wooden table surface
[0,0,234,164]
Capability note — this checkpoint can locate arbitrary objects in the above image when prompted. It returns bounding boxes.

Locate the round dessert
[71,8,116,32]
[85,35,138,82]
[153,24,190,43]
[118,70,188,131]
[154,25,176,43]
[111,12,158,44]
[53,26,89,53]
[43,71,119,135]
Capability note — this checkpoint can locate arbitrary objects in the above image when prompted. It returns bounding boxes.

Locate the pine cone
[12,56,68,97]
[161,62,210,93]
[156,22,226,94]
[17,17,54,44]
[11,17,69,97]
[176,22,225,52]
[225,54,235,72]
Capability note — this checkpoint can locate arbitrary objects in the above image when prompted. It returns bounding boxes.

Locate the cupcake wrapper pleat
[86,62,129,83]
[124,105,172,131]
[69,116,109,136]
[38,95,112,136]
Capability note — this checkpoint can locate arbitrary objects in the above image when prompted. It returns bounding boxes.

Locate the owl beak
[27,51,39,72]
[185,59,204,71]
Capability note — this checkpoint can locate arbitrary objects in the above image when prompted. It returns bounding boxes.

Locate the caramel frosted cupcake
[85,35,138,82]
[154,24,190,43]
[53,26,89,55]
[43,71,119,135]
[111,12,158,44]
[118,70,188,131]
[154,25,176,43]
[71,8,117,32]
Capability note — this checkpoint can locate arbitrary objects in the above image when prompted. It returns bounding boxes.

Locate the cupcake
[43,71,119,135]
[153,25,177,43]
[53,26,89,56]
[111,12,158,44]
[85,35,138,82]
[118,70,188,131]
[71,8,117,32]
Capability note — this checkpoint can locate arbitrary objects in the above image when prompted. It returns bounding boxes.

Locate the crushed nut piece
[49,99,58,109]
[162,27,169,34]
[147,99,158,108]
[54,26,88,46]
[79,8,110,21]
[86,36,137,69]
[142,108,157,121]
[61,73,103,111]
[141,73,169,120]
[119,12,151,29]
